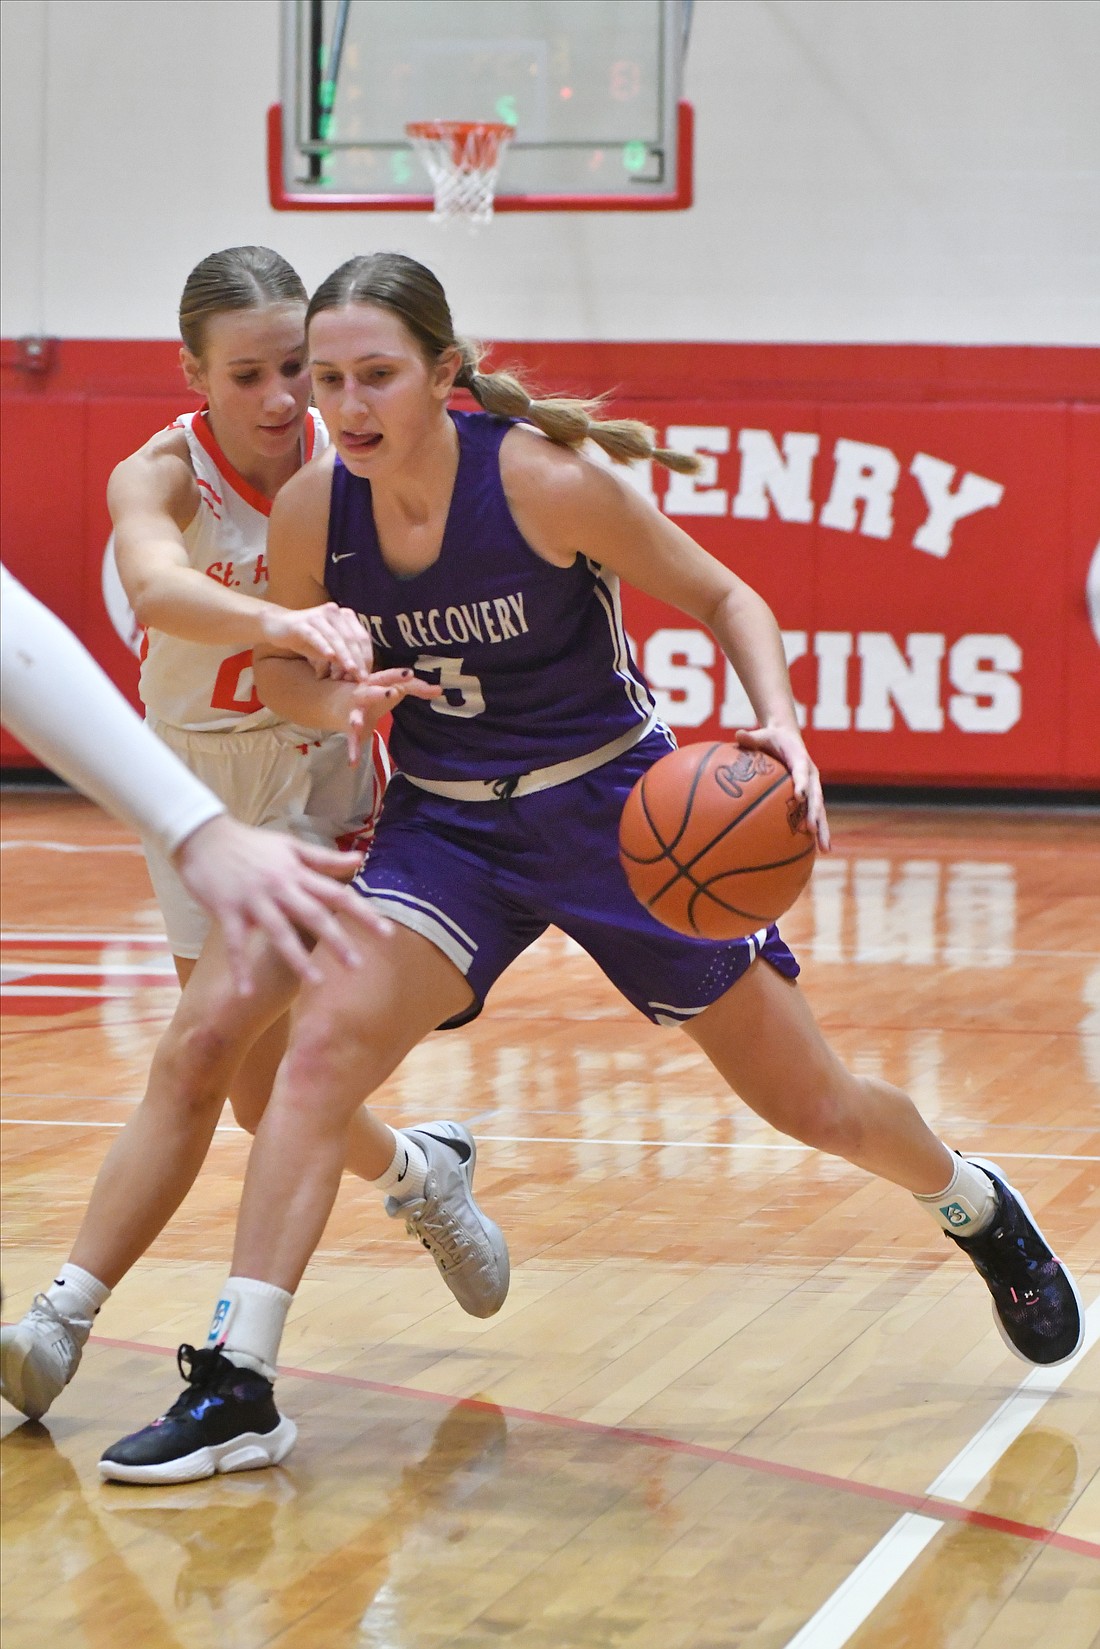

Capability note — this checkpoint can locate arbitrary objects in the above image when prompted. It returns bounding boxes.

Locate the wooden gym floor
[1,788,1098,1648]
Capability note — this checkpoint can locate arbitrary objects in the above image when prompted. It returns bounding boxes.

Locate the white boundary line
[0,841,144,853]
[0,1117,1097,1164]
[1,963,176,976]
[0,1118,245,1131]
[783,1296,1100,1649]
[0,931,168,945]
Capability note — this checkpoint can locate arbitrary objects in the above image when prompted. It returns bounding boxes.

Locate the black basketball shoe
[98,1344,297,1484]
[947,1158,1084,1367]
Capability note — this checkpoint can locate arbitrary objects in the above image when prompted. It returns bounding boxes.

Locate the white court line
[0,841,143,853]
[0,962,176,976]
[0,1117,1097,1164]
[0,1118,245,1132]
[0,931,168,945]
[478,1135,1100,1162]
[783,1296,1100,1649]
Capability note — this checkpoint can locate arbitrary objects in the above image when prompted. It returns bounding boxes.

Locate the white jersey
[138,407,328,732]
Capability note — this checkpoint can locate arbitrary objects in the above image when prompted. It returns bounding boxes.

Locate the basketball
[619,742,816,940]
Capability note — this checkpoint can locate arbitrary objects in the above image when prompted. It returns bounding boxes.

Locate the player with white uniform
[134,401,389,961]
[1,249,508,1430]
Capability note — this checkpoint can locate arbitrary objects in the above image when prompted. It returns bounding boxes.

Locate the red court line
[77,1330,1100,1560]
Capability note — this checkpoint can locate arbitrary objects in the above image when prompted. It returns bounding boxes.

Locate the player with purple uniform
[100,253,1083,1485]
[325,405,798,1028]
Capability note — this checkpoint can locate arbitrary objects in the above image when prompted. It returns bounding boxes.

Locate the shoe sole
[98,1415,298,1485]
[968,1157,1086,1367]
[404,1122,510,1318]
[0,1326,71,1422]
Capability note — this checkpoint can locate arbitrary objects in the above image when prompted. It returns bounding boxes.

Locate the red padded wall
[2,339,1097,786]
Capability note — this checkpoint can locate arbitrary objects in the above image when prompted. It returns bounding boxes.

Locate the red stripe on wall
[3,338,1099,402]
[3,339,1098,785]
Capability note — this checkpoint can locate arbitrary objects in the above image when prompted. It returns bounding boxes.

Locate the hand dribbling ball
[619,742,816,940]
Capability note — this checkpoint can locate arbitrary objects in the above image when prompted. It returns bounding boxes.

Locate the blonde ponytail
[455,341,701,477]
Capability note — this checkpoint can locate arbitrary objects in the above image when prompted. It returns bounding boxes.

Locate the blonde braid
[456,338,700,476]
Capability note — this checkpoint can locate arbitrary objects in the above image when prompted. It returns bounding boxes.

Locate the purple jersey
[324,410,658,783]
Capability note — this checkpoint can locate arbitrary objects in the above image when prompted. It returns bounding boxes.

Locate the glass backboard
[270,0,693,211]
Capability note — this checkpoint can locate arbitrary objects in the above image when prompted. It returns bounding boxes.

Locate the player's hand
[261,601,374,682]
[344,670,442,765]
[733,723,830,852]
[174,813,394,991]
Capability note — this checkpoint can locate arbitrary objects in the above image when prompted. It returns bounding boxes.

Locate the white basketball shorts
[142,717,388,959]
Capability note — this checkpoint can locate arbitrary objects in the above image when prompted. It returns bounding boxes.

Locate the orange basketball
[619,742,816,940]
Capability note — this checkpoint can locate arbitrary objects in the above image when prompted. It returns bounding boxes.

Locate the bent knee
[786,1087,866,1159]
[274,1013,391,1110]
[152,1011,245,1098]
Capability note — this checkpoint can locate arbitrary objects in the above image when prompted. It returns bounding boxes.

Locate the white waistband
[400,712,658,802]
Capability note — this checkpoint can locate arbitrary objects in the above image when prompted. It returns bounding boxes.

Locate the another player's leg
[224,995,478,1240]
[686,960,1083,1367]
[225,983,507,1319]
[0,930,298,1422]
[224,1012,290,1134]
[98,919,507,1483]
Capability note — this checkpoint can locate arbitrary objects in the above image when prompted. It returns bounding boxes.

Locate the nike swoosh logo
[331,551,356,563]
[422,1131,471,1164]
[395,1149,409,1183]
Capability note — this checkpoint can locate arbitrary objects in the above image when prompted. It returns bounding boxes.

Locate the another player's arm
[503,432,829,847]
[254,464,439,759]
[109,436,370,677]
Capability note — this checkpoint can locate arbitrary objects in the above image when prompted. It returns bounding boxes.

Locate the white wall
[2,0,1098,343]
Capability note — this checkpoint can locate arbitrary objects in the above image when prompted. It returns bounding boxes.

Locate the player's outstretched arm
[173,815,392,989]
[108,439,374,679]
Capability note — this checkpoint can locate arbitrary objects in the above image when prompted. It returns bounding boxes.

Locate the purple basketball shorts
[353,729,800,1027]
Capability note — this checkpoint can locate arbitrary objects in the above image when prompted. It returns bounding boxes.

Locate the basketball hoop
[405,120,515,227]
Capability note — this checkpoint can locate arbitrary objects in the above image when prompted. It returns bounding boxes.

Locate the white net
[406,122,515,227]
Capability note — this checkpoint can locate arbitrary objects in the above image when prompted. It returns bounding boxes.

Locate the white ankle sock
[207,1276,292,1381]
[371,1127,429,1203]
[914,1153,997,1236]
[46,1263,110,1328]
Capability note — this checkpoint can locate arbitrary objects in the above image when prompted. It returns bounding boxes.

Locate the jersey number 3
[415,654,485,718]
[210,648,262,714]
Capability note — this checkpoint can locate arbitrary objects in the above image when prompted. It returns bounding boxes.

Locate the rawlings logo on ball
[714,750,774,799]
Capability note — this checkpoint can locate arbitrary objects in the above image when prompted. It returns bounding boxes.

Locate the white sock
[371,1127,429,1203]
[914,1153,997,1236]
[46,1263,110,1330]
[207,1276,292,1381]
